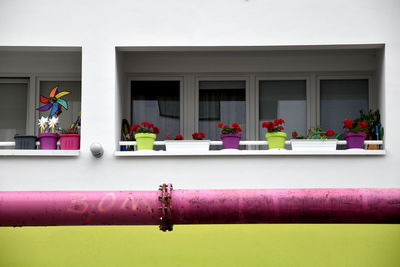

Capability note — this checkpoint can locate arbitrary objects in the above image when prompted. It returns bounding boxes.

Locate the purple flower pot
[38,133,59,150]
[221,133,241,149]
[345,132,366,149]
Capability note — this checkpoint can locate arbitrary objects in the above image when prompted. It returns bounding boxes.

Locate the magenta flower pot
[38,133,59,150]
[221,133,241,149]
[60,134,80,150]
[345,132,366,149]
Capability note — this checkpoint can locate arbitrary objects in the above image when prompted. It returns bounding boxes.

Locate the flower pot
[345,132,366,149]
[291,139,338,151]
[135,133,156,150]
[38,133,59,150]
[220,133,241,149]
[14,135,37,150]
[266,132,287,149]
[60,134,80,150]
[165,140,210,152]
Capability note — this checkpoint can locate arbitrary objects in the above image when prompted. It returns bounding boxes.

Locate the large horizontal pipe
[1,188,400,228]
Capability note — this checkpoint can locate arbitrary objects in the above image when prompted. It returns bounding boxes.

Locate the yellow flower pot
[265,132,287,149]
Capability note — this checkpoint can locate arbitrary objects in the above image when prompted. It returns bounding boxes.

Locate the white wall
[0,0,399,191]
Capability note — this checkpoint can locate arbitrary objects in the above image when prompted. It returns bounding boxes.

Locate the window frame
[124,72,375,142]
[255,75,312,140]
[316,74,374,126]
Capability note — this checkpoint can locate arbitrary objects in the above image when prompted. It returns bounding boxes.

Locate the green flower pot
[265,132,287,149]
[135,133,156,150]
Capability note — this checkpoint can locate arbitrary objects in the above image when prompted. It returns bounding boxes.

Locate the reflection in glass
[320,79,368,135]
[259,80,307,139]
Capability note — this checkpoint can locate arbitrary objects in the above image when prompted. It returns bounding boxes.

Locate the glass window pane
[199,81,246,141]
[320,79,368,134]
[0,80,28,141]
[259,80,307,139]
[40,81,81,131]
[131,81,180,140]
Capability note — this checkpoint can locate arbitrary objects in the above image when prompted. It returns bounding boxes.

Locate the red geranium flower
[166,134,171,140]
[358,121,368,128]
[217,123,224,128]
[278,126,284,130]
[153,127,160,134]
[175,134,184,140]
[232,123,239,128]
[223,125,229,129]
[325,130,335,137]
[343,120,354,129]
[292,131,298,138]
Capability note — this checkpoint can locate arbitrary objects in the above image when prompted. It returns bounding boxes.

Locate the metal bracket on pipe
[158,183,173,232]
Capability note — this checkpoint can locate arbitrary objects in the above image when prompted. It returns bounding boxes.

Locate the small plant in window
[192,132,206,140]
[343,119,369,149]
[262,119,285,133]
[130,122,159,151]
[166,134,184,140]
[37,116,59,150]
[218,122,242,149]
[261,119,287,150]
[290,127,340,151]
[59,113,81,150]
[292,127,340,140]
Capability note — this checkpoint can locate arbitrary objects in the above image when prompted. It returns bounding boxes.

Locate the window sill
[114,149,386,157]
[0,150,80,156]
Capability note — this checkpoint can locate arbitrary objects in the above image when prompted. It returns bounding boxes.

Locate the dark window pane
[320,79,368,134]
[0,80,28,141]
[131,81,180,140]
[259,80,307,139]
[199,81,246,141]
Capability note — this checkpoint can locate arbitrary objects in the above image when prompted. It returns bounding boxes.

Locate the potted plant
[165,133,210,152]
[218,122,242,149]
[354,109,383,149]
[59,114,81,150]
[14,135,37,150]
[37,116,60,150]
[290,127,340,151]
[343,119,369,149]
[262,119,287,149]
[130,122,160,151]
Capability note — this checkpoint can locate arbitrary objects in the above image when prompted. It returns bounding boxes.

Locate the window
[39,80,81,131]
[258,80,307,139]
[0,78,29,141]
[319,79,369,134]
[131,80,181,139]
[198,80,246,141]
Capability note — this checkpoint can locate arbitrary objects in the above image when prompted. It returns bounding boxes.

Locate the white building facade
[0,0,399,192]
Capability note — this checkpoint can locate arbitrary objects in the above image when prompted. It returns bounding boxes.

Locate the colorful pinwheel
[37,86,71,117]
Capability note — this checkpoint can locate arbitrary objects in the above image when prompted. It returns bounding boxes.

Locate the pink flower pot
[38,133,59,150]
[60,134,80,150]
[345,132,366,149]
[220,133,241,149]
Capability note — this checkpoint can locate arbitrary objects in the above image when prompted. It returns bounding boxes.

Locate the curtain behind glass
[320,79,368,135]
[259,80,307,139]
[131,81,180,140]
[0,81,27,141]
[198,81,246,141]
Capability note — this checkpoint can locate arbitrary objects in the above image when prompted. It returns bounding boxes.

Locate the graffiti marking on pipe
[97,193,116,213]
[67,193,89,214]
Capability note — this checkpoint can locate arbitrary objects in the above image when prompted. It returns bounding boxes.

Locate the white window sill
[0,150,80,156]
[114,149,386,157]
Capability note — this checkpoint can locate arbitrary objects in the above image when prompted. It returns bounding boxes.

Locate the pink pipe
[0,188,399,227]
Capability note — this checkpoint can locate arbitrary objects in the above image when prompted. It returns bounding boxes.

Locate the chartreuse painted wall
[1,225,399,267]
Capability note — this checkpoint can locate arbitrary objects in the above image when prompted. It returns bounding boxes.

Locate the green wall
[1,225,399,266]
